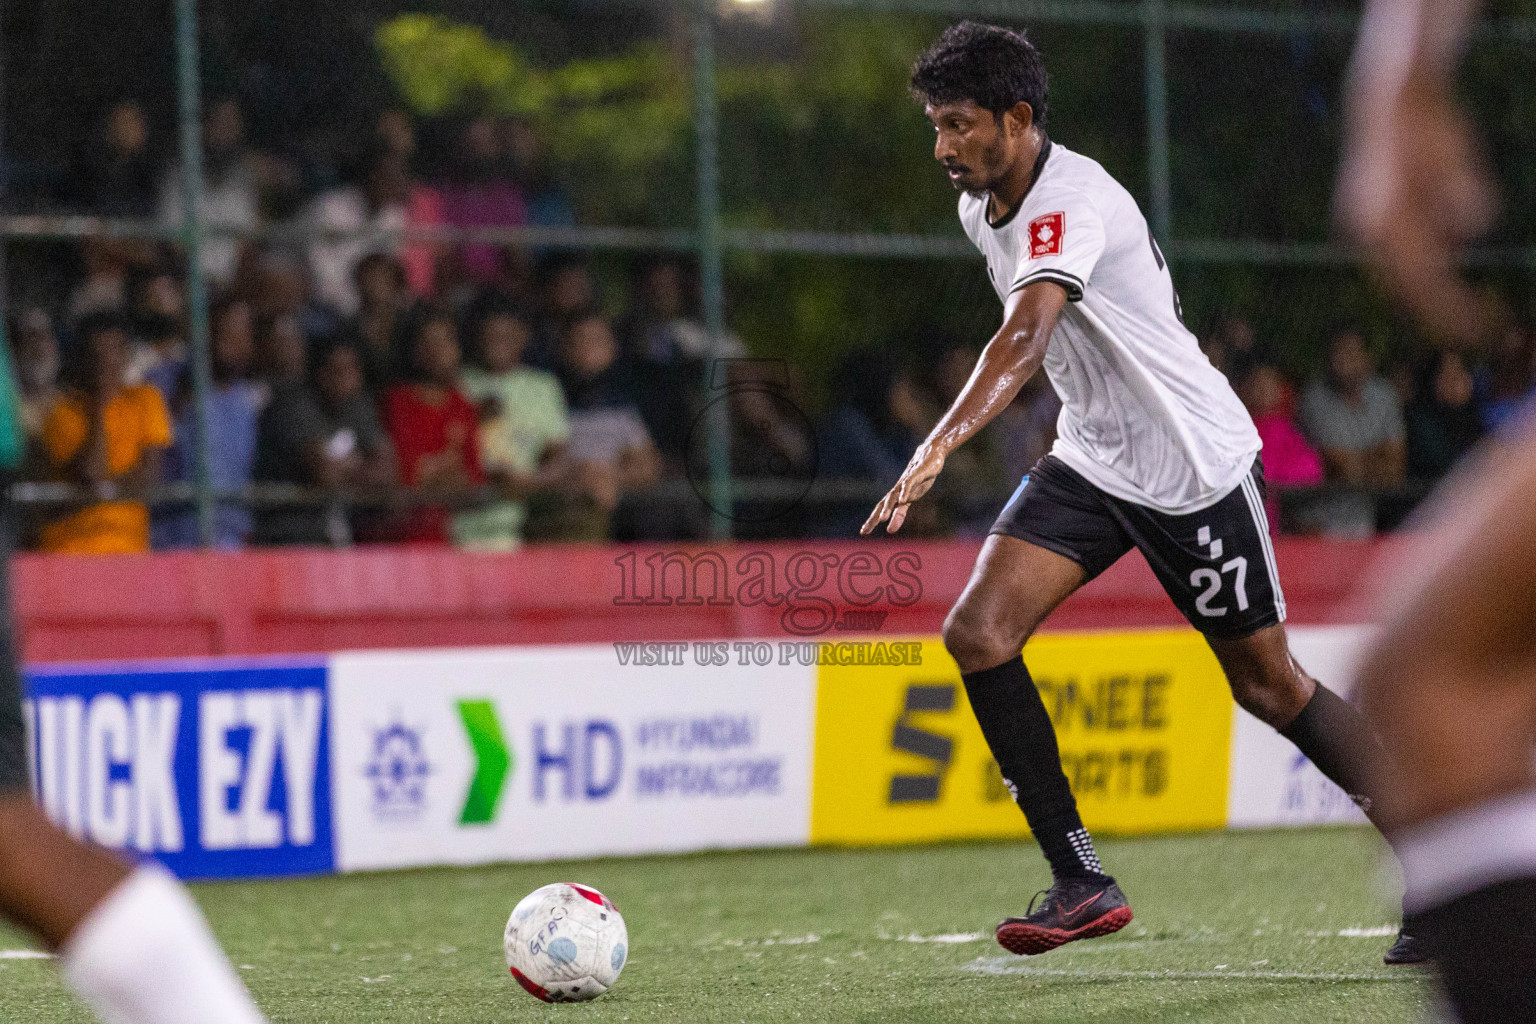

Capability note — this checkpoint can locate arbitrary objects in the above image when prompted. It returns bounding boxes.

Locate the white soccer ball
[504,882,628,1003]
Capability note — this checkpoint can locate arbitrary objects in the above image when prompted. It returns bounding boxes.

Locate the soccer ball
[504,882,628,1002]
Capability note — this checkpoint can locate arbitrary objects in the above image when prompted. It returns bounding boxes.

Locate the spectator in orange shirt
[39,313,172,553]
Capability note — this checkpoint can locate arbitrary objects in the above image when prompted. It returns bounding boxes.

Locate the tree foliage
[374,10,1536,391]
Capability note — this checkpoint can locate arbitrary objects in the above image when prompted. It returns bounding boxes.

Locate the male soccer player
[1340,0,1536,1018]
[864,22,1422,962]
[0,338,267,1021]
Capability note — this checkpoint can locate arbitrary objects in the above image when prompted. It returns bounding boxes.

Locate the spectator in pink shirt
[1239,362,1324,532]
[438,117,528,287]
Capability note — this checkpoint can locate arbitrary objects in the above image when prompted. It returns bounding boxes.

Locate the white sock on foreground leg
[1396,788,1536,914]
[60,865,266,1024]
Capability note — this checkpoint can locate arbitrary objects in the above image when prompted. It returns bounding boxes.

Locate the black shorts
[0,499,27,794]
[991,455,1286,641]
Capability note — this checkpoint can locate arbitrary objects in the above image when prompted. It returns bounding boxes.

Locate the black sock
[1419,877,1536,1023]
[1279,684,1385,820]
[962,657,1105,880]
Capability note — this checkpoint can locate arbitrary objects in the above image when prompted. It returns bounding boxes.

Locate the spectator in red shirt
[381,311,484,543]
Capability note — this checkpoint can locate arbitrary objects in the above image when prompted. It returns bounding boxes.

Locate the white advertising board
[329,645,815,872]
[1226,625,1375,828]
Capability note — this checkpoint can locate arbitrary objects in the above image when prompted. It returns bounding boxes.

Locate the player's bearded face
[928,101,1014,196]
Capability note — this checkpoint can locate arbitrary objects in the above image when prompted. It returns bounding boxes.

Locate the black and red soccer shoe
[995,875,1134,956]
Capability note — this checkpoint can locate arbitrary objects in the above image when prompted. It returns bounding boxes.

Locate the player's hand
[1338,77,1500,344]
[861,444,945,535]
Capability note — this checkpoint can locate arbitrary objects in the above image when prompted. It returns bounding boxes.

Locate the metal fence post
[692,0,734,539]
[1143,0,1172,243]
[174,0,217,548]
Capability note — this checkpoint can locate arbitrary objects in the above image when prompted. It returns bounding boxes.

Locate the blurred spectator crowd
[5,97,1535,553]
[4,98,706,553]
[1204,313,1535,536]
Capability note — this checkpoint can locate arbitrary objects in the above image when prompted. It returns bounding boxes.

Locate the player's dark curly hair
[910,22,1048,126]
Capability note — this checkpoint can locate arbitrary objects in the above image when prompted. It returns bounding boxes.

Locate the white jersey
[960,138,1260,515]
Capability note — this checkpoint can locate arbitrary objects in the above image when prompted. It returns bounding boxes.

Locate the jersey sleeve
[41,398,87,467]
[1010,189,1106,302]
[136,387,174,450]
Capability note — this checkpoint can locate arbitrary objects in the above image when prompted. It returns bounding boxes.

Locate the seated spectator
[1298,329,1406,536]
[125,313,185,391]
[616,257,714,365]
[339,253,413,393]
[11,307,61,445]
[706,361,818,540]
[530,254,597,368]
[614,256,737,466]
[157,98,260,288]
[724,361,816,484]
[452,305,571,550]
[535,312,659,541]
[1199,311,1260,383]
[1238,363,1324,531]
[820,350,930,484]
[63,99,158,218]
[152,298,265,549]
[372,120,449,300]
[1406,350,1484,480]
[252,339,397,546]
[437,117,527,288]
[38,313,171,554]
[128,263,186,326]
[376,108,417,163]
[240,247,338,342]
[305,150,443,316]
[819,350,939,536]
[66,237,133,325]
[381,312,484,544]
[501,116,575,230]
[255,313,309,390]
[461,248,537,329]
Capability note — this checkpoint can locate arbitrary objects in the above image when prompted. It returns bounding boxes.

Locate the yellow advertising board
[809,631,1233,845]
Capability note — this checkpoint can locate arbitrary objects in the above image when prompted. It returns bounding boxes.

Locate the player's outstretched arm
[862,281,1067,535]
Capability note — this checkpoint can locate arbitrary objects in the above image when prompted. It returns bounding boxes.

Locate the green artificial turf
[0,828,1433,1023]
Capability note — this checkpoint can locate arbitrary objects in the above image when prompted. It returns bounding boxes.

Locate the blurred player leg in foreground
[1341,0,1536,1017]
[1353,440,1536,1022]
[0,363,266,1020]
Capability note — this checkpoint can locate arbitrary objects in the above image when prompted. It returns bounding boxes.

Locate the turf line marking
[962,959,1417,982]
[0,950,51,960]
[1317,926,1399,938]
[884,932,989,944]
[721,934,821,947]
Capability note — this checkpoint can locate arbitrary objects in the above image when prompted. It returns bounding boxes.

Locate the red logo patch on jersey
[1029,212,1065,258]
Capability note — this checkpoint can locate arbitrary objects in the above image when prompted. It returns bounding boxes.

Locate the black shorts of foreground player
[866,22,1423,963]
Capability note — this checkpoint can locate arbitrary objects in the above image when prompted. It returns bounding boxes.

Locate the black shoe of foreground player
[1383,916,1431,965]
[996,876,1133,956]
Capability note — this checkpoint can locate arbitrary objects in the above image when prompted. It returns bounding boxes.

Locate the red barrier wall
[13,538,1387,663]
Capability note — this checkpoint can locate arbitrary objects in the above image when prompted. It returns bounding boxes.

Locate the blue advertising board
[23,659,334,880]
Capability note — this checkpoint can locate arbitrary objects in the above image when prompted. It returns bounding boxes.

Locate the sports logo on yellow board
[809,632,1233,845]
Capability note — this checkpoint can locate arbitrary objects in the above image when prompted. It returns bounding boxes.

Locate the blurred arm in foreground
[1336,0,1497,345]
[1342,1,1536,1019]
